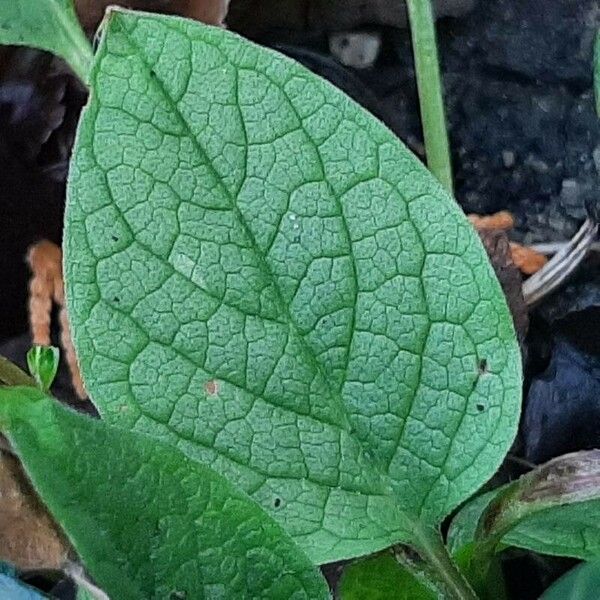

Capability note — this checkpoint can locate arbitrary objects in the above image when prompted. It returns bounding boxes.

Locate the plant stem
[0,355,36,387]
[412,526,479,600]
[406,0,454,194]
[55,2,94,84]
[65,25,94,84]
[393,545,451,598]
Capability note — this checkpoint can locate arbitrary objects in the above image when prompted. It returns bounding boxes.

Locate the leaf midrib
[111,16,366,435]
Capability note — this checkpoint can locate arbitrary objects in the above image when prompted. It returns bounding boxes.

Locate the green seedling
[27,346,60,393]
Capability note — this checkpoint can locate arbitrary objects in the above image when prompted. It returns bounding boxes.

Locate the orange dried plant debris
[469,210,547,276]
[468,210,515,231]
[509,242,549,276]
[27,241,86,399]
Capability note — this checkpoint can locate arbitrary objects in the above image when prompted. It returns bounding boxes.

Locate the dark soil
[0,49,86,340]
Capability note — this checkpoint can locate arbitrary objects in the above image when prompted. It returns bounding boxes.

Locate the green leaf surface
[338,554,436,600]
[541,561,600,600]
[502,504,600,560]
[0,0,93,82]
[0,386,330,600]
[65,8,521,563]
[447,452,600,561]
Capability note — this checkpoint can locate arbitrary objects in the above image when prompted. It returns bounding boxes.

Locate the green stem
[65,25,94,84]
[393,545,451,598]
[57,4,94,84]
[468,536,502,591]
[0,355,36,387]
[406,0,454,194]
[412,527,479,600]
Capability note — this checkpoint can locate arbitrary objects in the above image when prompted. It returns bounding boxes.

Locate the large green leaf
[447,451,600,561]
[0,386,329,600]
[0,0,93,82]
[541,561,600,600]
[65,8,521,563]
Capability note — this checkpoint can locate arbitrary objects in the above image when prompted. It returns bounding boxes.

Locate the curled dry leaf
[74,0,230,32]
[478,450,600,548]
[477,229,529,340]
[0,450,70,570]
[514,450,600,505]
[447,450,600,593]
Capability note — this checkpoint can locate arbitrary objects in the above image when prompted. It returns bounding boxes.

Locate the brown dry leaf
[468,210,515,231]
[75,0,231,32]
[509,242,549,276]
[0,450,70,570]
[478,229,529,341]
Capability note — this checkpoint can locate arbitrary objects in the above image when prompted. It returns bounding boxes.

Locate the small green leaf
[0,386,330,600]
[27,346,60,392]
[339,554,436,600]
[0,0,93,82]
[448,451,600,561]
[65,8,521,563]
[540,561,600,600]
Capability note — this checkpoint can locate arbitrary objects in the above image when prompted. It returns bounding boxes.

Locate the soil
[0,1,599,598]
